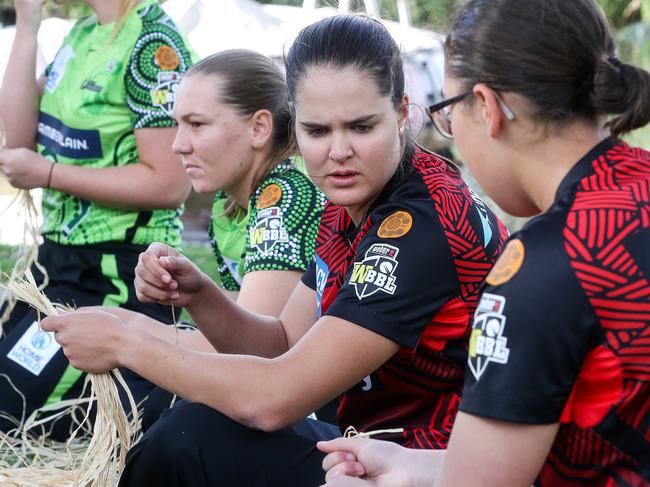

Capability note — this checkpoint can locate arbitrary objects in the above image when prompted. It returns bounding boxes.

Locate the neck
[87,0,138,25]
[229,148,275,210]
[514,122,610,213]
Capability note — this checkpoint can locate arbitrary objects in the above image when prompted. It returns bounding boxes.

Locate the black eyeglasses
[426,89,515,139]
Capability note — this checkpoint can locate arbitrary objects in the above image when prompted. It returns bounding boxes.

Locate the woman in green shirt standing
[0,0,193,438]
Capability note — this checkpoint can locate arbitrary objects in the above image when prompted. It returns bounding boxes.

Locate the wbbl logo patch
[150,71,180,116]
[249,207,288,254]
[349,243,399,299]
[468,293,511,380]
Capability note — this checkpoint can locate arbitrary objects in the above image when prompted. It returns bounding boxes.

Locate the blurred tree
[0,0,645,28]
[256,0,646,30]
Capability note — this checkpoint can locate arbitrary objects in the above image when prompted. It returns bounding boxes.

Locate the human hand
[320,477,376,487]
[13,0,46,31]
[41,309,132,373]
[0,148,52,189]
[134,242,208,307]
[318,437,413,487]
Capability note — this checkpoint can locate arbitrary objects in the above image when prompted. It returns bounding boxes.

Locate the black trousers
[0,239,178,439]
[120,401,341,487]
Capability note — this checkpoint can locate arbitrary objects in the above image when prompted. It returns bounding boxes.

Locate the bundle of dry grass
[0,270,140,486]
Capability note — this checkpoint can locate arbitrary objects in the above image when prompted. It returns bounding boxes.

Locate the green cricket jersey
[37,0,194,246]
[208,161,325,291]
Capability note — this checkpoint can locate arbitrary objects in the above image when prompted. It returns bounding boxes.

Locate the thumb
[40,315,61,333]
[317,437,371,455]
[160,254,194,276]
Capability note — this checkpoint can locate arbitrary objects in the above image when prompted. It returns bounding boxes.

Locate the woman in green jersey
[0,0,193,438]
[124,49,326,428]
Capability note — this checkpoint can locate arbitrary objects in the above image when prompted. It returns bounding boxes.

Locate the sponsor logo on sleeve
[249,207,288,254]
[315,255,329,318]
[154,45,181,70]
[37,112,103,159]
[349,243,399,299]
[468,293,511,380]
[256,184,283,209]
[485,239,525,286]
[150,71,180,116]
[377,211,413,239]
[468,188,494,247]
[223,257,243,286]
[45,45,75,93]
[7,321,61,376]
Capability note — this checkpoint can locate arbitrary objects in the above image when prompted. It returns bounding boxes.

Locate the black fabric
[119,401,340,487]
[0,239,178,439]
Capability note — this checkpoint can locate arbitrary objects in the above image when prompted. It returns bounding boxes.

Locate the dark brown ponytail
[445,0,650,136]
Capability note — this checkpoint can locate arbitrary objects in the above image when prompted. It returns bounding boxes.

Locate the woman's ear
[473,84,505,138]
[251,109,273,149]
[398,94,409,133]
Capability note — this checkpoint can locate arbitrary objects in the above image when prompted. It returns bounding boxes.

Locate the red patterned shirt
[461,138,650,485]
[302,146,507,448]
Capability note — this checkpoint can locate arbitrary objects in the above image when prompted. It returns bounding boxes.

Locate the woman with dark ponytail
[319,1,650,486]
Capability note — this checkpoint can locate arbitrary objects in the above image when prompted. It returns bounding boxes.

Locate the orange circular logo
[154,45,180,70]
[486,239,525,286]
[256,184,283,209]
[377,211,413,239]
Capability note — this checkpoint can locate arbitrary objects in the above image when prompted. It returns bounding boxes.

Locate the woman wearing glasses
[319,0,650,486]
[42,15,506,486]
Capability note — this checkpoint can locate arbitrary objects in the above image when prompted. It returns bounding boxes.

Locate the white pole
[338,0,351,13]
[303,0,317,9]
[396,0,412,26]
[363,0,379,17]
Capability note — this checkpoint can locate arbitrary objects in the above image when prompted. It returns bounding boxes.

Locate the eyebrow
[176,112,205,122]
[299,114,379,128]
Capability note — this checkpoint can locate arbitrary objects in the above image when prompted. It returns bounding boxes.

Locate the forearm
[186,279,289,358]
[119,330,297,430]
[408,449,444,487]
[49,161,188,209]
[0,25,41,148]
[105,307,215,353]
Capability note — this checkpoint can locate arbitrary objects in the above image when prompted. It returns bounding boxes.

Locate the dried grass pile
[0,270,140,486]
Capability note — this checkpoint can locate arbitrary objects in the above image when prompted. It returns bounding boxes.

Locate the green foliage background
[0,0,648,148]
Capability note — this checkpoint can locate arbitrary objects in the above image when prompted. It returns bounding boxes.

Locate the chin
[497,198,541,218]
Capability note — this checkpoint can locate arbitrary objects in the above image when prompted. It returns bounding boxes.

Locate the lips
[327,170,360,187]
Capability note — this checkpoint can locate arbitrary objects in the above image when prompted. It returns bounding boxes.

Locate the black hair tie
[608,56,622,68]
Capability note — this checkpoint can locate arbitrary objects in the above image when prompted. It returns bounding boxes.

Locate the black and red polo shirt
[461,138,650,485]
[302,146,508,448]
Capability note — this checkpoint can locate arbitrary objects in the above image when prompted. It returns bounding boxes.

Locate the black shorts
[120,400,341,487]
[0,239,178,439]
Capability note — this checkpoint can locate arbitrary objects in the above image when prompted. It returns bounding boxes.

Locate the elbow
[223,398,299,433]
[158,181,192,210]
[144,184,191,210]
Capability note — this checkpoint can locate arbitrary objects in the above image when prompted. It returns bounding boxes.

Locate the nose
[328,132,353,163]
[171,126,191,155]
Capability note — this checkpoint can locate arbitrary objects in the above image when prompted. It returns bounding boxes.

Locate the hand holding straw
[0,269,139,487]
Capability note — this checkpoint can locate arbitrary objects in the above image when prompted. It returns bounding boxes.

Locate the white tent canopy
[0,0,444,129]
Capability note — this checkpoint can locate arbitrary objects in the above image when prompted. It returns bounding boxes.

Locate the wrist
[14,17,42,36]
[115,325,146,369]
[185,272,213,310]
[45,161,55,188]
[406,448,444,487]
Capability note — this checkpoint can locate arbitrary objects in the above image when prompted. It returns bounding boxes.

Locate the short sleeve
[302,260,317,290]
[125,19,194,129]
[460,221,597,424]
[325,198,459,349]
[243,170,325,274]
